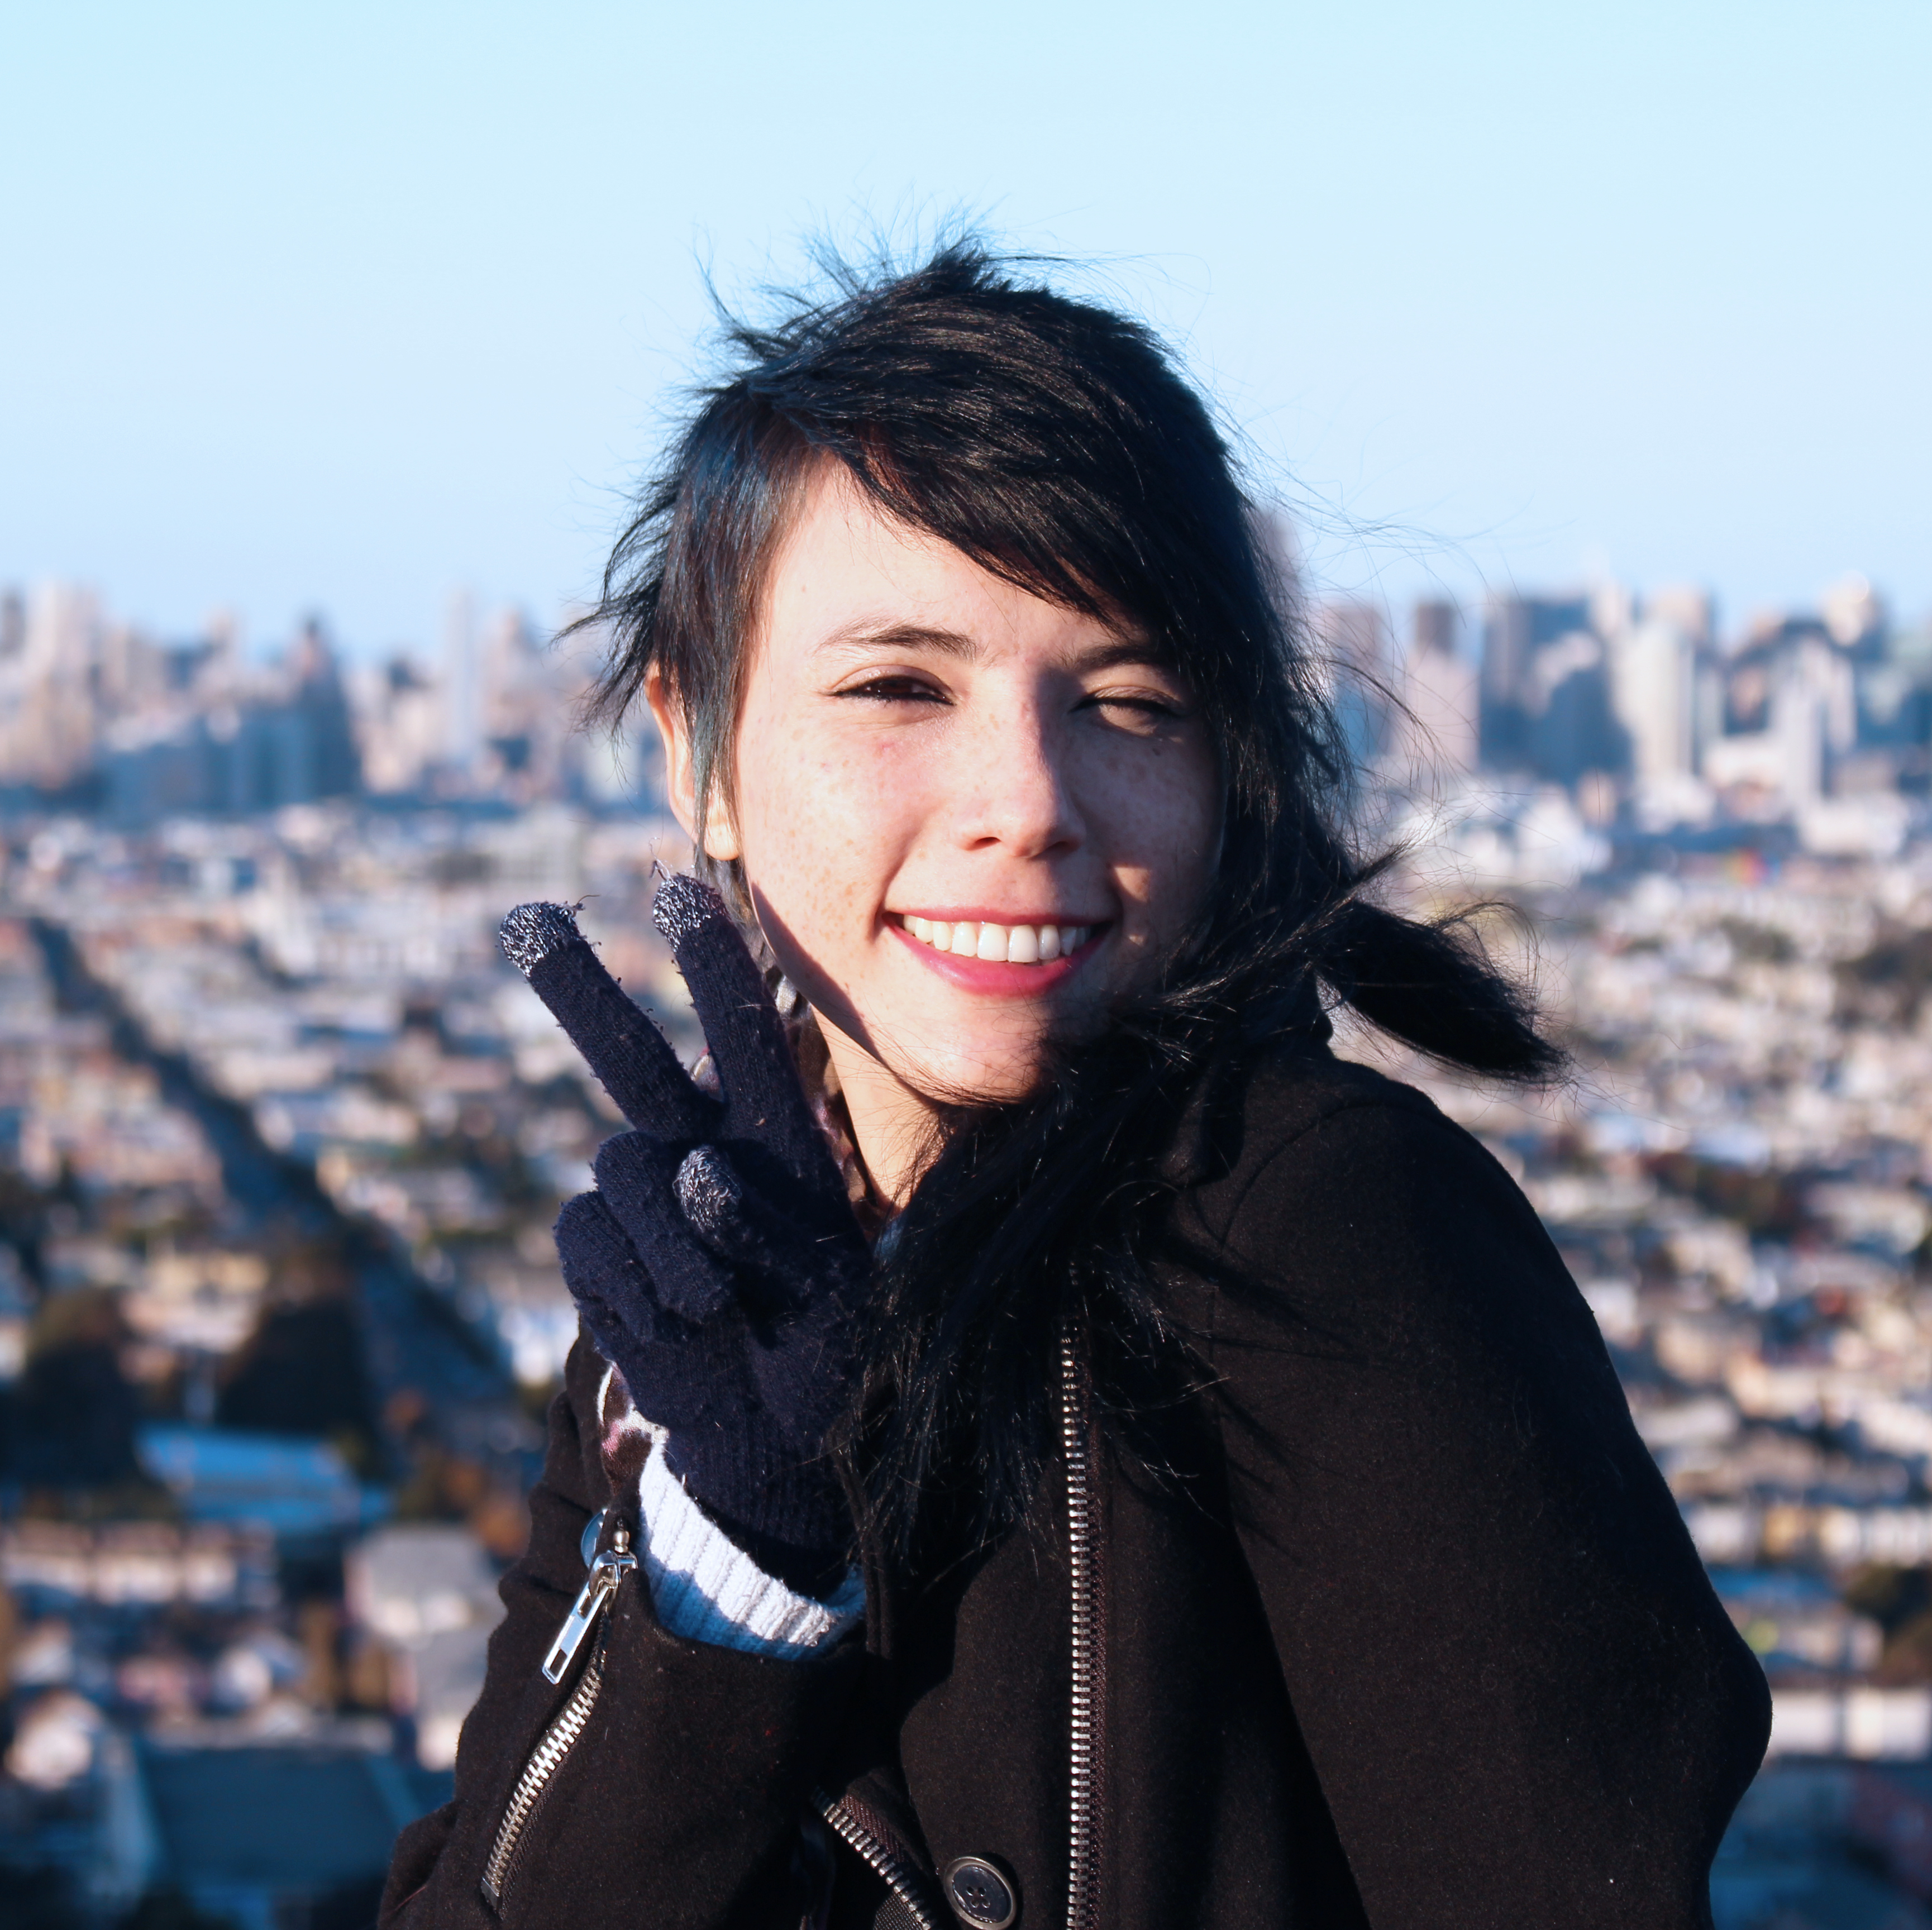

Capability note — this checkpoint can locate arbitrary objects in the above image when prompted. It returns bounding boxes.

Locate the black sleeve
[381,1333,862,1930]
[1193,1097,1769,1930]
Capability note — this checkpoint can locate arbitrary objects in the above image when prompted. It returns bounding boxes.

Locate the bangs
[747,270,1280,681]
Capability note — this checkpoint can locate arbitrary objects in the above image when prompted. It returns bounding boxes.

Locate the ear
[646,667,742,861]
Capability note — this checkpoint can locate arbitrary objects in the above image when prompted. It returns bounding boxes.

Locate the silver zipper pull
[542,1523,635,1683]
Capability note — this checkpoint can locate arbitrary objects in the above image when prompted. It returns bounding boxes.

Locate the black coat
[383,1047,1769,1930]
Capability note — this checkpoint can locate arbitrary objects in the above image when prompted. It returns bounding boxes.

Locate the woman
[383,246,1768,1930]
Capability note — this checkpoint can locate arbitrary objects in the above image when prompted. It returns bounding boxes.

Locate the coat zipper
[487,1367,1103,1927]
[824,1337,1101,1929]
[1060,1325,1102,1930]
[480,1523,636,1914]
[814,1788,943,1930]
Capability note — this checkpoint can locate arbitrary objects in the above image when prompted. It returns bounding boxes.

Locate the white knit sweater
[598,1361,864,1658]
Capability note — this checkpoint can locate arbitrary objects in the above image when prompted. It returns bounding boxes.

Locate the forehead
[753,465,1149,672]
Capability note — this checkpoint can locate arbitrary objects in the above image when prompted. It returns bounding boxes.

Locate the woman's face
[656,468,1222,1110]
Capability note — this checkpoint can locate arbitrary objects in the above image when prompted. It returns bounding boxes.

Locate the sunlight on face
[655,467,1222,1183]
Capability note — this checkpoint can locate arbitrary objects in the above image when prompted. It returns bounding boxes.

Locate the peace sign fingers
[500,901,715,1144]
[650,875,838,1188]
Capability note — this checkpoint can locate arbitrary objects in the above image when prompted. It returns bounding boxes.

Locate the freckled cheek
[737,723,926,971]
[1076,742,1221,934]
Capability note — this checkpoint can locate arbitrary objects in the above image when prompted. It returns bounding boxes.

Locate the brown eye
[837,674,949,704]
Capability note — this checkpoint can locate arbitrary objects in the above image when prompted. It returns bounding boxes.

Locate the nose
[950,696,1085,859]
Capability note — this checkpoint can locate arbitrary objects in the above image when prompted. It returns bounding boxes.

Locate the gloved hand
[500,876,872,1597]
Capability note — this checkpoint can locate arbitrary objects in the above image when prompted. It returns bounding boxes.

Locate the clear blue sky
[4,2,1926,659]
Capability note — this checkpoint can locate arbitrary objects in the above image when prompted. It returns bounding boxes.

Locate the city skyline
[8,560,1931,853]
[0,553,1919,671]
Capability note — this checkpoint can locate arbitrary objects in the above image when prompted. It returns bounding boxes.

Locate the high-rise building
[1703,620,1854,814]
[0,583,104,789]
[443,590,480,776]
[1609,615,1697,785]
[1644,586,1715,651]
[1481,593,1625,786]
[1823,574,1886,656]
[1481,594,1598,774]
[1414,600,1459,661]
[99,618,362,820]
[1388,600,1477,788]
[354,656,443,797]
[1316,599,1394,770]
[1593,585,1715,808]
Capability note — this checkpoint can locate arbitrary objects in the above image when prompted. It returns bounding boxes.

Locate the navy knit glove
[500,877,872,1596]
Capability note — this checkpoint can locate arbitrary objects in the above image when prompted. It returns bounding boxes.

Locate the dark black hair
[580,241,1561,1561]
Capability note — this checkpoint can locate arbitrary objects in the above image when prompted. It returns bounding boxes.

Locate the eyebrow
[814,619,1173,672]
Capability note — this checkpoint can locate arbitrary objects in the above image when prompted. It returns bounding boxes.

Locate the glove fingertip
[555,1193,694,1356]
[673,1145,742,1240]
[554,1186,622,1254]
[651,872,728,949]
[591,1128,655,1191]
[500,900,585,977]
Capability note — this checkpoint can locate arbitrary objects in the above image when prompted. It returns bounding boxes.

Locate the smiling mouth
[896,915,1098,966]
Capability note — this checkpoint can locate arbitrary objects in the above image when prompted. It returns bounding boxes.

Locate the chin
[899,1034,1057,1107]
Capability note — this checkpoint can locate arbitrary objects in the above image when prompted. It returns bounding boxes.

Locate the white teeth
[900,915,1095,964]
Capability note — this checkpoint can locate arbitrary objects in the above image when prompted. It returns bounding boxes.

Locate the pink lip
[893,909,1108,926]
[886,919,1108,997]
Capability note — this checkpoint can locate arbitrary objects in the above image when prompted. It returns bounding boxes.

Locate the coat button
[942,1855,1018,1929]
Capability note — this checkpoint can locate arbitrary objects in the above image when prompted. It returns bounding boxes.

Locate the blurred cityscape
[2,572,1932,1924]
[0,589,696,1928]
